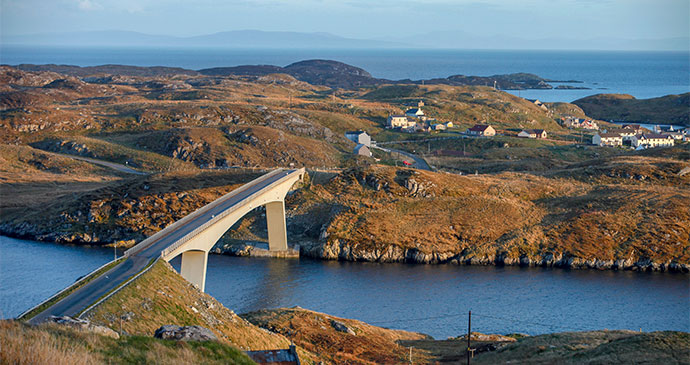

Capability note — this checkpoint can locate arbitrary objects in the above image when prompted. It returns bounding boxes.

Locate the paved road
[28,169,297,324]
[372,146,432,171]
[52,152,147,175]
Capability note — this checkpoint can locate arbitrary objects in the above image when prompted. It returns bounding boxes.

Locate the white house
[605,128,637,142]
[467,124,496,136]
[631,134,675,149]
[592,132,623,146]
[387,115,416,129]
[405,107,424,118]
[431,123,446,131]
[345,131,371,147]
[518,129,547,139]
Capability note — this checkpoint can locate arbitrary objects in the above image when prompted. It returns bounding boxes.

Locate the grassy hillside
[473,330,690,364]
[84,261,293,353]
[0,320,255,365]
[400,330,690,364]
[573,93,690,126]
[1,66,595,174]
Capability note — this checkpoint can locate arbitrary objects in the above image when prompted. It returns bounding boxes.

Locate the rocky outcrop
[299,239,690,273]
[154,325,218,341]
[330,320,356,335]
[49,316,120,339]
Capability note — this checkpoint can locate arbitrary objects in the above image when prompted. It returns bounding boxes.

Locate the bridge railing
[124,169,292,258]
[158,168,304,259]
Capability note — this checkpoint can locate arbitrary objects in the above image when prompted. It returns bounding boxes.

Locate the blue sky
[1,0,688,41]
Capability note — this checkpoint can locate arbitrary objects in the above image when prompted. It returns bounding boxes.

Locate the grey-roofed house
[354,144,372,157]
[345,130,371,147]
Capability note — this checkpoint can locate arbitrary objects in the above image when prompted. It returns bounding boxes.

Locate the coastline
[214,239,690,273]
[4,230,688,273]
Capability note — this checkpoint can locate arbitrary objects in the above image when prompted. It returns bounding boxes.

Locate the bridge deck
[26,169,301,324]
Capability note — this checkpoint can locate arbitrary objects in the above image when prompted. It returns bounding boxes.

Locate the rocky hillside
[0,169,266,245]
[573,93,690,126]
[243,307,430,364]
[276,155,689,272]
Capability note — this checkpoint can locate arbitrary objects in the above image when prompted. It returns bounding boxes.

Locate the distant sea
[1,46,688,102]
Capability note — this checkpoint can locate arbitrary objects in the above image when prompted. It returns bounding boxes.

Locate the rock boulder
[153,325,218,341]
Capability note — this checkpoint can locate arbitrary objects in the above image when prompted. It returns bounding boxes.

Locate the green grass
[100,335,256,364]
[20,257,126,321]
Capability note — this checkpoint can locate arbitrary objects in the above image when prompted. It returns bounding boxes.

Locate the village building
[353,144,372,157]
[631,133,675,149]
[518,129,548,139]
[562,116,599,130]
[387,115,416,129]
[604,128,637,143]
[405,107,425,118]
[662,131,687,140]
[466,124,496,137]
[622,124,645,134]
[344,130,371,147]
[527,99,548,111]
[431,122,446,131]
[592,132,623,146]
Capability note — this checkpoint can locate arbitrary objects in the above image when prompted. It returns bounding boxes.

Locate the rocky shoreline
[212,238,690,273]
[3,225,688,273]
[306,238,690,273]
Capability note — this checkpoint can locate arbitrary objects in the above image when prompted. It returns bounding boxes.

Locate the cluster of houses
[562,116,599,130]
[464,124,548,139]
[592,124,686,149]
[386,101,453,132]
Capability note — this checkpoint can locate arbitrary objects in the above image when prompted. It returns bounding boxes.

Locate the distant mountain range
[2,30,688,51]
[2,30,403,49]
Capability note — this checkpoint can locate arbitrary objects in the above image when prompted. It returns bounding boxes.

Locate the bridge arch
[152,169,304,291]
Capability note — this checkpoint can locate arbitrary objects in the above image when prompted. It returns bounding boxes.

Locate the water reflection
[3,235,688,340]
[195,255,689,339]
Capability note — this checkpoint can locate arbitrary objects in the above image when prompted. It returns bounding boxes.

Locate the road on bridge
[27,169,297,324]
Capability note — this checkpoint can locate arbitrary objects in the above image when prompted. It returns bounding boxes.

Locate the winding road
[372,145,432,171]
[51,153,147,175]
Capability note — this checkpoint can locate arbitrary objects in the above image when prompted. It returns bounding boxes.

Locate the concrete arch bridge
[24,168,305,323]
[125,168,306,291]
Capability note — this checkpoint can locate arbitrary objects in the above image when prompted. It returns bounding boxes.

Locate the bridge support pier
[180,250,208,291]
[266,200,288,251]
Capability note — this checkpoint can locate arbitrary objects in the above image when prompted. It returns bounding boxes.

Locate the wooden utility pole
[467,310,472,365]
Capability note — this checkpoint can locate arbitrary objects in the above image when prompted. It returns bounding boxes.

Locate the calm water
[1,46,688,102]
[2,236,688,338]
